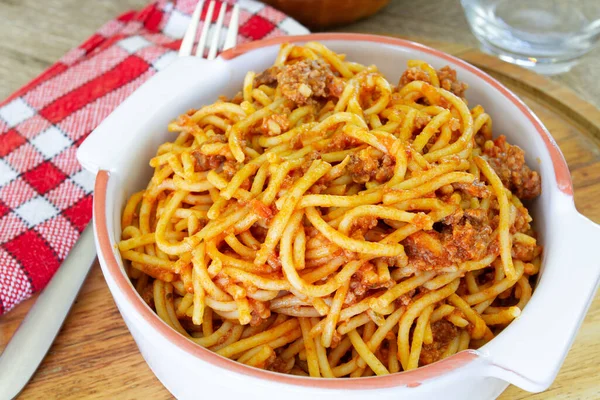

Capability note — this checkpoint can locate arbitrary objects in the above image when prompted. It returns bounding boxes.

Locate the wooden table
[1,1,599,399]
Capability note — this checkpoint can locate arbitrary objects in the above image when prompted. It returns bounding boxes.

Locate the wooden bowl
[262,0,391,29]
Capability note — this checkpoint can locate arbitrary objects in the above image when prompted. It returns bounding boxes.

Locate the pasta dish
[118,42,542,377]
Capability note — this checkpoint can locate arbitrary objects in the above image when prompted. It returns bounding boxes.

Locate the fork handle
[0,224,96,400]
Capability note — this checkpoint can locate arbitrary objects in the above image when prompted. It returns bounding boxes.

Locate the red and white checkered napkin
[0,0,308,315]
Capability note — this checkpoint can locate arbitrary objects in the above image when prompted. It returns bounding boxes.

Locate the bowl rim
[93,33,573,390]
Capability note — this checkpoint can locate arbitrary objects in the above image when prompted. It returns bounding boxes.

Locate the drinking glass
[461,0,600,74]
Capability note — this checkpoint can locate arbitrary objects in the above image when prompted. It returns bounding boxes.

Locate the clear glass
[461,0,600,74]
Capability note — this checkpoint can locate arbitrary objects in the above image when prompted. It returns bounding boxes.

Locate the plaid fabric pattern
[0,0,308,315]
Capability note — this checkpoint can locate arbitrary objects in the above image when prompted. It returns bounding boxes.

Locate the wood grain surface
[0,1,599,399]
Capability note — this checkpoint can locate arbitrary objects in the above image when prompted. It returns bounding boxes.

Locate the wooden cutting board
[2,38,599,400]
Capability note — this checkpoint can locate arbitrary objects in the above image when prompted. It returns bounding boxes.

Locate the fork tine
[179,0,204,56]
[195,0,216,58]
[223,4,240,51]
[207,2,227,60]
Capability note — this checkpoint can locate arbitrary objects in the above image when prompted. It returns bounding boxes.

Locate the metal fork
[179,1,240,59]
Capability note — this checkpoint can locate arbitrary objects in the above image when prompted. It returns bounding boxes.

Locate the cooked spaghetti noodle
[119,42,542,377]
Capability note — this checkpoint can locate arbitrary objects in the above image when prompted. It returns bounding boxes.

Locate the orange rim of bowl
[94,33,572,390]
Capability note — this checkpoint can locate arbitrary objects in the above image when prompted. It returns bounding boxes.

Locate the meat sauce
[254,59,344,106]
[483,135,542,200]
[403,213,495,271]
[348,147,395,184]
[419,320,458,365]
[399,65,468,99]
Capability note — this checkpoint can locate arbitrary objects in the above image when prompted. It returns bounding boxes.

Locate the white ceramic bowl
[77,33,600,400]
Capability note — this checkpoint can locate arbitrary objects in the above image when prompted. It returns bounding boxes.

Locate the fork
[0,3,240,399]
[179,1,240,59]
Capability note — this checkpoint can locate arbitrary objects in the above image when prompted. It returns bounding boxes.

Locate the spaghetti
[119,42,542,377]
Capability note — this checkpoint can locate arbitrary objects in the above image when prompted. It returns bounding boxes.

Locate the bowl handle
[484,210,600,392]
[76,57,230,174]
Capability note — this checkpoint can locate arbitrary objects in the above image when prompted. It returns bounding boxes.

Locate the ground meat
[256,351,277,370]
[275,59,343,106]
[330,331,342,349]
[254,66,279,87]
[248,298,271,326]
[266,253,282,272]
[221,160,238,180]
[250,225,268,243]
[403,231,445,270]
[364,227,389,242]
[140,282,154,306]
[261,114,290,136]
[512,206,532,233]
[444,208,489,226]
[192,150,225,172]
[464,208,488,225]
[442,209,464,226]
[326,132,363,151]
[343,291,361,308]
[350,216,378,236]
[349,262,394,299]
[443,219,492,263]
[289,123,317,150]
[415,114,432,130]
[307,180,329,195]
[399,67,431,87]
[349,271,370,298]
[347,148,395,183]
[452,180,491,198]
[403,214,494,270]
[270,357,291,373]
[395,289,416,307]
[512,242,540,262]
[379,254,409,269]
[249,199,276,221]
[483,135,542,200]
[420,320,458,365]
[437,66,468,98]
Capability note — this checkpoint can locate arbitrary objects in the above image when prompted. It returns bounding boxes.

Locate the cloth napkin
[0,0,308,315]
